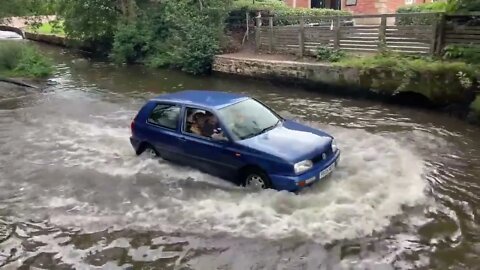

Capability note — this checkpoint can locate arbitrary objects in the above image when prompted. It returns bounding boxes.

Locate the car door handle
[178,137,187,142]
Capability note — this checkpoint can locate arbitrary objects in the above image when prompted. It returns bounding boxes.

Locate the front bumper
[269,150,341,192]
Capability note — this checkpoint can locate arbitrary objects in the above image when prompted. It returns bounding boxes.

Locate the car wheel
[244,170,272,190]
[140,144,159,158]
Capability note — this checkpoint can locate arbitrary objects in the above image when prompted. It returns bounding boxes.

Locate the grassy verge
[0,41,54,78]
[27,21,65,36]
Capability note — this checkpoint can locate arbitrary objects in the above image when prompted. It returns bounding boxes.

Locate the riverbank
[2,21,479,125]
[213,53,480,124]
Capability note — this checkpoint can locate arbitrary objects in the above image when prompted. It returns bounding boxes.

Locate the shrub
[0,41,54,78]
[446,0,480,13]
[232,0,287,10]
[396,2,446,25]
[14,46,54,77]
[112,22,151,64]
[231,0,351,26]
[111,0,228,75]
[443,45,480,64]
[0,42,23,71]
[316,46,346,62]
[336,52,477,76]
[58,0,120,54]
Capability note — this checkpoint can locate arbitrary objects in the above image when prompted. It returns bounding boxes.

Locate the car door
[144,102,183,161]
[179,107,243,181]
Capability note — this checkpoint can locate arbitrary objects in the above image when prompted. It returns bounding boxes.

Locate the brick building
[284,0,434,14]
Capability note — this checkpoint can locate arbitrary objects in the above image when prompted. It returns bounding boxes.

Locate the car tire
[243,169,273,190]
[139,143,159,158]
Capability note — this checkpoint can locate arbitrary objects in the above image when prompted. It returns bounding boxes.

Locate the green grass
[0,41,54,78]
[27,21,65,36]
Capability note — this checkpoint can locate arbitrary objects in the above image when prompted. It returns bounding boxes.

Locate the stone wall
[212,55,480,123]
[25,32,67,47]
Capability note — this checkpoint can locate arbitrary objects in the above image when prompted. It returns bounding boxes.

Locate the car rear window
[147,103,180,130]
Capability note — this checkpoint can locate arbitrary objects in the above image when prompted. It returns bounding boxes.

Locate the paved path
[2,16,56,29]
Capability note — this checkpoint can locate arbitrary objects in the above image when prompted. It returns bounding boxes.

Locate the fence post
[299,17,305,57]
[255,12,262,52]
[334,16,341,50]
[379,15,387,52]
[269,16,274,53]
[435,13,446,56]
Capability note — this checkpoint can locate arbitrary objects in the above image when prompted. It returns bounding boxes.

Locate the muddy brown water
[0,42,479,270]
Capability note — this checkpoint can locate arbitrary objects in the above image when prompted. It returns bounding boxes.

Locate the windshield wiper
[243,119,281,139]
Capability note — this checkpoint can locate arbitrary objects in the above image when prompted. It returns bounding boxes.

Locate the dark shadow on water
[388,91,437,110]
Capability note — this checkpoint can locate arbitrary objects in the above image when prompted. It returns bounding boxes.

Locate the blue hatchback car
[130,90,340,192]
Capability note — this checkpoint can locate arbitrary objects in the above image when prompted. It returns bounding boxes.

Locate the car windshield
[217,98,281,140]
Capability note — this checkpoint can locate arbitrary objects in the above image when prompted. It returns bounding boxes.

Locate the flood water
[1,42,480,270]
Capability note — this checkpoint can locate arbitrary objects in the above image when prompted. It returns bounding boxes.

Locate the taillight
[130,120,135,134]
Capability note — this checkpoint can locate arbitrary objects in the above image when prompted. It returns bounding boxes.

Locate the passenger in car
[202,114,219,137]
[190,112,205,136]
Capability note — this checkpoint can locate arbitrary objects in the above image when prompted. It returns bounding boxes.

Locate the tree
[447,0,480,12]
[0,0,57,23]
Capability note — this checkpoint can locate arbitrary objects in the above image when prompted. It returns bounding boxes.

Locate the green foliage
[471,95,480,112]
[0,42,23,71]
[0,42,54,78]
[336,52,477,77]
[443,45,480,64]
[231,0,350,26]
[58,0,120,54]
[446,0,480,12]
[27,21,65,36]
[316,46,346,62]
[111,0,230,74]
[396,2,446,25]
[0,0,57,19]
[112,22,150,64]
[397,2,447,13]
[232,0,287,10]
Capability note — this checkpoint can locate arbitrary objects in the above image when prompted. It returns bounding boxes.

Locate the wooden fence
[255,12,480,56]
[443,14,480,48]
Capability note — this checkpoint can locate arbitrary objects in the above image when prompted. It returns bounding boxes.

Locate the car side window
[147,103,180,130]
[184,107,226,141]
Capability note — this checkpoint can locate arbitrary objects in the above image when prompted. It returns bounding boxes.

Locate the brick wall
[284,0,310,8]
[284,0,295,7]
[343,0,436,15]
[286,0,434,13]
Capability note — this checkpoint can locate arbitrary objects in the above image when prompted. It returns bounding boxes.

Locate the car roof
[150,90,249,109]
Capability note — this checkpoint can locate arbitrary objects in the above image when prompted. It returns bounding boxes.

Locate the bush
[232,0,287,11]
[316,46,346,62]
[58,0,120,54]
[397,2,447,13]
[111,0,228,75]
[112,22,151,64]
[336,52,477,76]
[446,0,480,13]
[0,42,23,71]
[0,42,54,78]
[231,0,351,26]
[396,2,446,25]
[443,45,480,64]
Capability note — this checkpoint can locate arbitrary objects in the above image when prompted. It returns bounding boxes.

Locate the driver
[202,113,224,139]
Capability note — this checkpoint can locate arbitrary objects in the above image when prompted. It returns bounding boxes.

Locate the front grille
[312,148,333,164]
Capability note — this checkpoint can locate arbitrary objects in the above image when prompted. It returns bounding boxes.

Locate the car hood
[237,120,333,163]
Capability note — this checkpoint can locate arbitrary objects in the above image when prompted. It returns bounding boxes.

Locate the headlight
[294,160,313,174]
[331,138,338,153]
